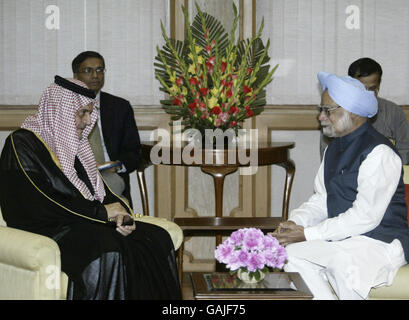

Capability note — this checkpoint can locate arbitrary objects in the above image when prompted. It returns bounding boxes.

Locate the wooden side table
[141,141,295,285]
[190,272,313,300]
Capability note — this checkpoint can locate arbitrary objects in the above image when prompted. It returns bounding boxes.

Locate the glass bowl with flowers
[214,228,287,284]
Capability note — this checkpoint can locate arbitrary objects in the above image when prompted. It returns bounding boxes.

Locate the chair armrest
[0,226,60,270]
[0,226,64,299]
[136,216,183,250]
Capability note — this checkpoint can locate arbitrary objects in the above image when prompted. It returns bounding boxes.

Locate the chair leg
[177,242,184,288]
[136,169,150,216]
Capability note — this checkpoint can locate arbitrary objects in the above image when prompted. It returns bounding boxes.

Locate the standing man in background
[320,57,409,164]
[72,51,141,207]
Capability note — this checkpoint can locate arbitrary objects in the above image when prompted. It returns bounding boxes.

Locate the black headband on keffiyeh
[55,75,96,99]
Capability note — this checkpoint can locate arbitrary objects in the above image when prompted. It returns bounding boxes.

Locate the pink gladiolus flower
[230,121,237,128]
[173,98,182,106]
[206,62,214,75]
[221,61,227,73]
[176,78,183,86]
[200,88,209,96]
[189,77,199,85]
[211,106,221,115]
[218,112,229,123]
[189,102,197,111]
[243,86,252,94]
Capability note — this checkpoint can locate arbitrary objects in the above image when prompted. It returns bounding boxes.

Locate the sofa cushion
[369,264,409,299]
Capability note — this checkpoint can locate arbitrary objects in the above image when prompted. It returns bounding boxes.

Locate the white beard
[322,112,354,138]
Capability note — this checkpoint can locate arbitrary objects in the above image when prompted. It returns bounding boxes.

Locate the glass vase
[237,269,266,284]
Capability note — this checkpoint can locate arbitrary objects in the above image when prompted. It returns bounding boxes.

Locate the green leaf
[254,271,261,281]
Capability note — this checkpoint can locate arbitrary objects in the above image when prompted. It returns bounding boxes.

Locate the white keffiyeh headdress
[21,76,106,202]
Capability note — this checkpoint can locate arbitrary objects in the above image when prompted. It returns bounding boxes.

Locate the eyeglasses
[317,105,340,117]
[78,67,106,75]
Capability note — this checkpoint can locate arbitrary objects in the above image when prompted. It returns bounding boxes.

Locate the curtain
[257,0,409,105]
[0,0,169,105]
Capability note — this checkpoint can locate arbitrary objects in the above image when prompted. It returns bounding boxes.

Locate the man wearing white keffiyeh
[0,77,181,299]
[22,77,106,202]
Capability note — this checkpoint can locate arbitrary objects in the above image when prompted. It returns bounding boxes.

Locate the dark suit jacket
[99,91,141,208]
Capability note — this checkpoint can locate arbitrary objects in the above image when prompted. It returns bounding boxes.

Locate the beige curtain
[0,0,169,106]
[257,0,409,105]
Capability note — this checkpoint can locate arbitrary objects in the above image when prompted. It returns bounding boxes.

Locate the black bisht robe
[0,129,181,299]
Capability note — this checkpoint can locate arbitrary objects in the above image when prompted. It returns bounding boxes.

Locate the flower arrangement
[215,228,287,282]
[154,2,278,135]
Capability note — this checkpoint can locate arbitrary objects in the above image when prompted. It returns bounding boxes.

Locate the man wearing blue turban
[272,72,409,299]
[320,58,409,163]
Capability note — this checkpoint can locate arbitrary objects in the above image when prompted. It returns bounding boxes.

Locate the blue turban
[317,71,378,118]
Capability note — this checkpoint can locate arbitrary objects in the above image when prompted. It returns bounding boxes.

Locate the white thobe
[286,144,407,299]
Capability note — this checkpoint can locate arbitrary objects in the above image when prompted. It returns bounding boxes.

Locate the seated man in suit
[72,51,141,207]
[273,72,409,299]
[320,57,409,164]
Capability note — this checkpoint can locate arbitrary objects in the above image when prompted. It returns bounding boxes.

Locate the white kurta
[286,144,407,299]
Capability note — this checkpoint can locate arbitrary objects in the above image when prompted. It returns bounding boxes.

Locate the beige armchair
[0,214,68,299]
[0,185,183,300]
[368,165,409,299]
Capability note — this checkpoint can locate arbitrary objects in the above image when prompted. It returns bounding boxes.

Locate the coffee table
[190,272,313,300]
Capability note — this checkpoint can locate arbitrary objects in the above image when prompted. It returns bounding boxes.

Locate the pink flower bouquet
[215,228,287,281]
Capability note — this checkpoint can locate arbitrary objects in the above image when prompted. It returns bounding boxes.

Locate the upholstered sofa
[0,208,183,300]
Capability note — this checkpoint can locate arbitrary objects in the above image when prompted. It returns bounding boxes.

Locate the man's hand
[105,202,135,236]
[269,221,306,246]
